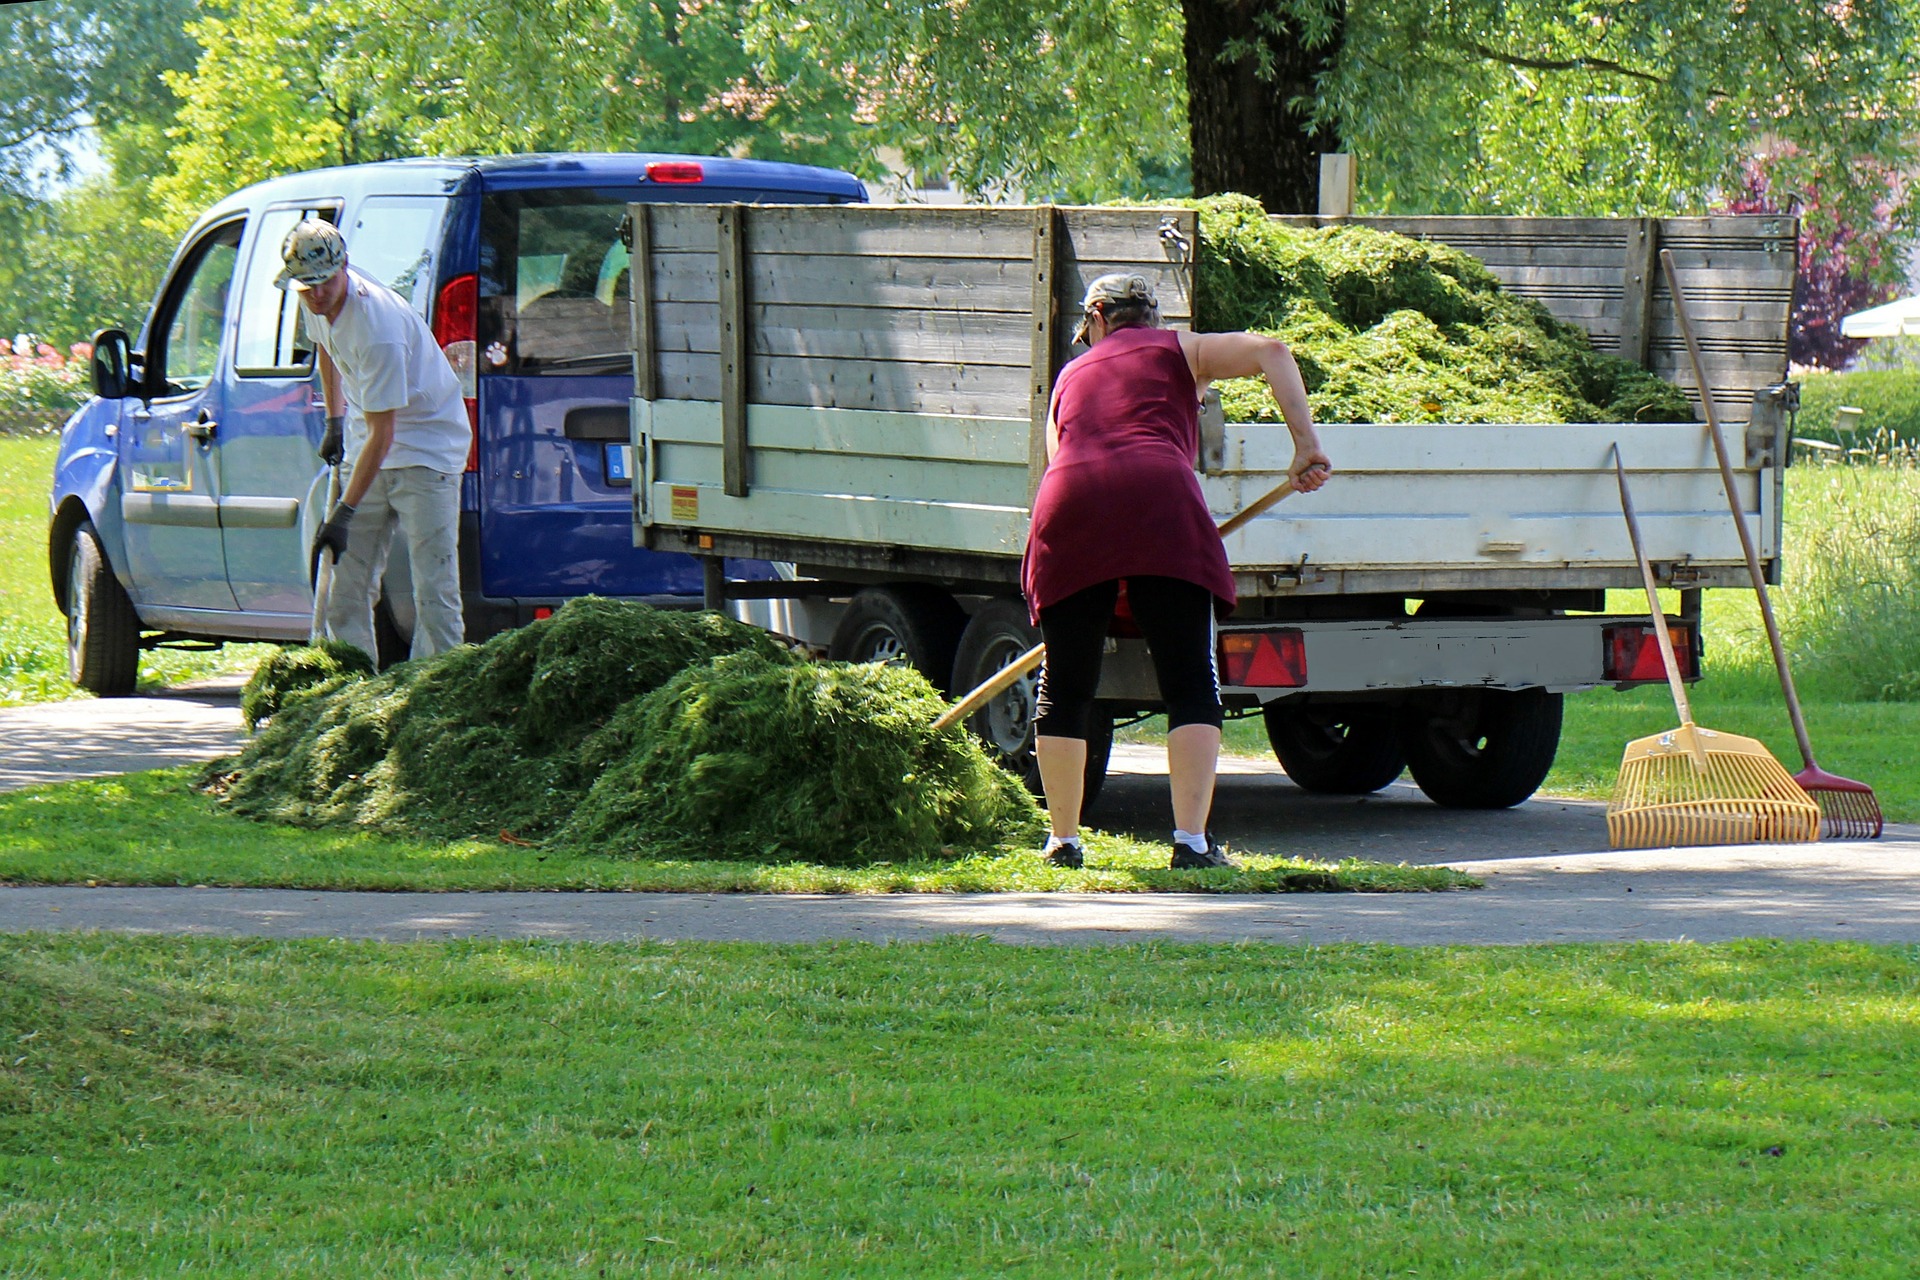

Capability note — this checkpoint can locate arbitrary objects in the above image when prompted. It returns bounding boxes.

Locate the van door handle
[185,411,217,441]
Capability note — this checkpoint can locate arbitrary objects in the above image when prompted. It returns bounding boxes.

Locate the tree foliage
[153,0,878,226]
[1332,0,1920,238]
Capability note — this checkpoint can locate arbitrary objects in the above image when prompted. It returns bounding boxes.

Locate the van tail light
[645,161,704,184]
[1603,620,1697,683]
[1218,628,1307,688]
[434,273,479,472]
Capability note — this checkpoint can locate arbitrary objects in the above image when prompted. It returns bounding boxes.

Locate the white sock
[1044,835,1082,854]
[1172,829,1209,853]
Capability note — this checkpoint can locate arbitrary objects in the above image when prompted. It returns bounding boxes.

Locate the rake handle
[1660,250,1818,771]
[932,476,1305,733]
[1613,448,1696,730]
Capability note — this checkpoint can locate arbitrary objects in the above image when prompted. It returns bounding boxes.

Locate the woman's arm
[1178,330,1330,491]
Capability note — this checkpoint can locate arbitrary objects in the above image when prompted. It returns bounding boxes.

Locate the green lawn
[0,434,264,705]
[3,935,1916,1277]
[0,767,1469,893]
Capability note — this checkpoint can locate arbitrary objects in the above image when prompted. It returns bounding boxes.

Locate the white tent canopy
[1839,295,1920,338]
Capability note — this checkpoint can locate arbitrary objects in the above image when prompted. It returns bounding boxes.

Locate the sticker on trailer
[670,485,699,521]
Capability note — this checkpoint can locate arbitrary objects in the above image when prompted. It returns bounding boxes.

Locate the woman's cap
[1074,272,1158,344]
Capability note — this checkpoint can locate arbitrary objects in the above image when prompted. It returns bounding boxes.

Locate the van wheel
[1264,705,1405,794]
[1399,688,1562,809]
[828,585,966,695]
[948,597,1111,814]
[65,520,140,697]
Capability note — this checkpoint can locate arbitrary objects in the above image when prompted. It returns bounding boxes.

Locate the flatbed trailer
[620,203,1798,807]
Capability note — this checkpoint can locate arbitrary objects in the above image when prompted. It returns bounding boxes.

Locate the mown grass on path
[3,935,1917,1277]
[1,435,265,705]
[0,768,1470,893]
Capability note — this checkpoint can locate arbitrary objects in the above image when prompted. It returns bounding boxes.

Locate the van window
[234,205,339,376]
[351,196,448,315]
[480,190,632,375]
[155,220,243,396]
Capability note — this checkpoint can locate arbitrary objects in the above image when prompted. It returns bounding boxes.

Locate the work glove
[318,414,345,467]
[312,500,356,566]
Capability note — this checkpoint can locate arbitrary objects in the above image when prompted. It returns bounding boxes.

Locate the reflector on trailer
[645,162,705,184]
[1218,628,1307,688]
[1603,620,1695,682]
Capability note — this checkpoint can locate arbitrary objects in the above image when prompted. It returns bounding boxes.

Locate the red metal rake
[1662,249,1883,839]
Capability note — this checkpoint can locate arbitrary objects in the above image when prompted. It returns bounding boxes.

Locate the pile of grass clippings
[217,599,793,841]
[211,598,1040,863]
[1193,194,1693,426]
[239,640,374,730]
[559,651,1043,863]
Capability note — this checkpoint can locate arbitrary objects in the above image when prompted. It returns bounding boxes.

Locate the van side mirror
[90,329,135,399]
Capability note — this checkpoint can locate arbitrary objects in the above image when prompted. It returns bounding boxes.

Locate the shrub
[0,343,92,436]
[1793,369,1920,452]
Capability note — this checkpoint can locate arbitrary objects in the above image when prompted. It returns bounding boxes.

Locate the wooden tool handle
[1613,447,1696,730]
[933,480,1304,733]
[1660,249,1817,770]
[932,642,1045,732]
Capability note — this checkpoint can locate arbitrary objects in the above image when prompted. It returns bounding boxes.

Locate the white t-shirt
[303,266,471,474]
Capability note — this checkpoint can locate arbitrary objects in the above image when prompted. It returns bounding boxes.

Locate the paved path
[0,675,248,792]
[2,681,1915,946]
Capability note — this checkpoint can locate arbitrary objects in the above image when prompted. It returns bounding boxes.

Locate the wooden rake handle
[1613,446,1698,735]
[931,477,1307,732]
[1660,249,1819,773]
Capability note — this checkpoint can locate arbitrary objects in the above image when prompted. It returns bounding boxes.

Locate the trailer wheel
[1264,705,1405,794]
[949,597,1111,814]
[1399,688,1562,809]
[828,585,967,695]
[64,520,140,697]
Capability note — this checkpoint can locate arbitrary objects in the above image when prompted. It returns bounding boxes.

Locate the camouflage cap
[274,219,347,291]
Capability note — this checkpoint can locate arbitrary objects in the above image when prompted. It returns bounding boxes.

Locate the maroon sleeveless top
[1020,327,1235,620]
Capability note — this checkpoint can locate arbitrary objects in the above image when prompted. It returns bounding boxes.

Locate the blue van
[51,153,866,693]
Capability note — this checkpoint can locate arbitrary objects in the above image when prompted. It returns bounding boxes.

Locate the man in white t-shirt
[278,218,471,661]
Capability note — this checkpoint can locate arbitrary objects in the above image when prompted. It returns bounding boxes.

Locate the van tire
[1399,688,1562,809]
[65,520,140,697]
[948,597,1110,815]
[828,585,966,695]
[1264,705,1405,794]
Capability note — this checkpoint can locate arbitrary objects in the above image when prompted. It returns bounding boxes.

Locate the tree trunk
[1182,0,1344,214]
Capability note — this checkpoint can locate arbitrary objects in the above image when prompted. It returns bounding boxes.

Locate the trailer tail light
[1219,628,1307,688]
[646,162,705,184]
[433,273,479,472]
[1603,620,1696,683]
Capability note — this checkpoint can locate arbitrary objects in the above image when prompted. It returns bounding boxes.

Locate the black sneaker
[1044,841,1085,869]
[1170,837,1237,870]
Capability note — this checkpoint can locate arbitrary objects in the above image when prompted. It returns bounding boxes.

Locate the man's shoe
[1044,841,1085,869]
[1170,837,1236,869]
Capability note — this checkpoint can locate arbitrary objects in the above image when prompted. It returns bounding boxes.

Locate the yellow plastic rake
[1605,449,1819,850]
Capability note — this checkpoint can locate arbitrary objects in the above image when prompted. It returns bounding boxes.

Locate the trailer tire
[64,520,140,697]
[1264,705,1405,794]
[829,586,967,695]
[1399,688,1562,809]
[949,597,1110,815]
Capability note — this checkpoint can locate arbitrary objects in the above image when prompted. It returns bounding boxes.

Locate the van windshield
[480,190,633,375]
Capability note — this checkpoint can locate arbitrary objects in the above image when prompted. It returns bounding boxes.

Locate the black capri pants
[1033,575,1224,742]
